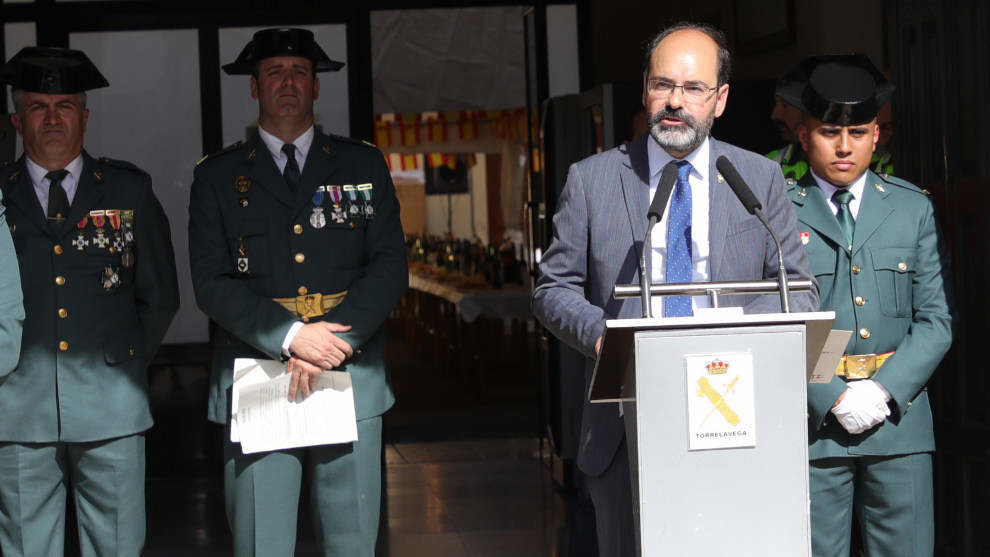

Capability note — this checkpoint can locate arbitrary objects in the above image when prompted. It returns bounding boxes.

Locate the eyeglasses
[646,78,718,102]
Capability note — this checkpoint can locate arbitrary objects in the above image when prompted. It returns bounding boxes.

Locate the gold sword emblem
[697,375,740,427]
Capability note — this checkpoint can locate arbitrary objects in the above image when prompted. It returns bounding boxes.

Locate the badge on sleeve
[357,183,375,220]
[310,186,327,229]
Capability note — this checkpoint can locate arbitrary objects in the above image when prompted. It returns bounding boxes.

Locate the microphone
[640,162,680,317]
[715,156,792,313]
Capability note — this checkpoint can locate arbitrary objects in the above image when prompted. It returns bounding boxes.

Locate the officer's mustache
[650,107,697,129]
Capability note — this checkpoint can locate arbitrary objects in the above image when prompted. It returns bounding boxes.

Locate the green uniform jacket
[0,153,179,443]
[0,187,25,377]
[188,132,407,424]
[787,171,953,459]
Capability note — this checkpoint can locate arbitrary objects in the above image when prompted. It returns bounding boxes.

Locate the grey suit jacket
[532,134,819,476]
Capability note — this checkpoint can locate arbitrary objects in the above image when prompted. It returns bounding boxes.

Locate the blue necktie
[664,160,693,317]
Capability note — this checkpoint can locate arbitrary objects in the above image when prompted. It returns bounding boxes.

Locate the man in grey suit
[532,22,819,556]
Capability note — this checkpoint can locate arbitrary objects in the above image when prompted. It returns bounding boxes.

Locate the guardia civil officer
[785,53,953,556]
[0,47,179,556]
[188,28,407,556]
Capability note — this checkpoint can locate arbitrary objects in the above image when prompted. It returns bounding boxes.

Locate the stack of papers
[231,358,359,454]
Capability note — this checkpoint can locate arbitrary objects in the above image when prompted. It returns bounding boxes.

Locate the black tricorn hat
[222,28,344,75]
[774,61,810,103]
[1,46,109,94]
[782,53,895,126]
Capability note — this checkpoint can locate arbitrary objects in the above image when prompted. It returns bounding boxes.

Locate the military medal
[72,216,89,251]
[90,210,109,250]
[236,238,249,274]
[101,265,121,292]
[106,210,123,253]
[343,185,361,218]
[239,197,249,208]
[357,183,375,220]
[310,186,327,229]
[121,210,135,244]
[328,186,346,224]
[235,176,252,193]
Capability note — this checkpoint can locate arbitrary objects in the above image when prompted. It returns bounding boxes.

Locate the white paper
[808,330,853,384]
[685,352,757,451]
[231,358,358,454]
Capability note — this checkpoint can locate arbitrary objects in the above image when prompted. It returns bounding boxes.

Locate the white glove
[830,382,891,434]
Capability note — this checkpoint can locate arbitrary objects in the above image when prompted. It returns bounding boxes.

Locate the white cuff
[281,321,305,357]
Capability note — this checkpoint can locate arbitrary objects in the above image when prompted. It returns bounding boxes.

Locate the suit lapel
[793,173,846,249]
[852,171,894,255]
[60,153,106,241]
[2,157,50,238]
[620,135,649,246]
[707,140,730,279]
[294,132,343,217]
[241,134,294,208]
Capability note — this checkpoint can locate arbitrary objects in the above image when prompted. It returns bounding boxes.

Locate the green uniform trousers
[0,434,146,557]
[223,416,383,557]
[810,453,933,557]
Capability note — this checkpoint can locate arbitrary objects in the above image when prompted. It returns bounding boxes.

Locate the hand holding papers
[231,358,358,454]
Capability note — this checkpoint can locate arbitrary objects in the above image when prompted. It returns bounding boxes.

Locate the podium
[592,308,835,556]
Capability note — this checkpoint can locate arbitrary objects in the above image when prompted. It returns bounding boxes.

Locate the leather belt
[273,290,347,321]
[835,351,894,379]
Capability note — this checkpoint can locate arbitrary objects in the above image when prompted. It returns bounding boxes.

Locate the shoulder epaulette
[330,134,377,150]
[877,172,926,195]
[99,157,142,172]
[197,141,243,166]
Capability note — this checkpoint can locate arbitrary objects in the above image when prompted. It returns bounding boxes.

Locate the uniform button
[298,286,308,295]
[55,276,66,286]
[898,262,908,271]
[109,247,116,254]
[855,296,865,306]
[58,308,68,318]
[852,265,861,274]
[58,340,69,351]
[293,224,304,235]
[295,253,305,263]
[349,222,356,229]
[859,328,871,339]
[129,348,136,356]
[53,244,63,255]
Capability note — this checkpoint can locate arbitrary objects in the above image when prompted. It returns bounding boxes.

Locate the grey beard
[649,108,714,154]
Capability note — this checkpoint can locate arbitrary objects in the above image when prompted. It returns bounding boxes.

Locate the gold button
[58,308,68,318]
[55,276,66,286]
[53,245,63,255]
[852,265,861,274]
[855,296,865,306]
[298,286,308,295]
[58,341,69,351]
[859,328,871,339]
[349,222,356,229]
[129,348,135,356]
[898,262,907,271]
[109,247,115,254]
[295,253,305,263]
[293,224,303,234]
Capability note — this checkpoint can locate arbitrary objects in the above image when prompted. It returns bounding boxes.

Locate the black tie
[282,143,300,194]
[46,169,70,227]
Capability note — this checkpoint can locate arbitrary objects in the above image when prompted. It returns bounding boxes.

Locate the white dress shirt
[26,154,84,216]
[647,135,712,316]
[258,124,315,355]
[810,169,867,219]
[258,124,314,175]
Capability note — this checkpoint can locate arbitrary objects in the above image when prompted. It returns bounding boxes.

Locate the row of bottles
[406,235,526,288]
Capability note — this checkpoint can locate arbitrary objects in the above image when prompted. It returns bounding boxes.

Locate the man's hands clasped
[830,379,892,434]
[287,322,353,401]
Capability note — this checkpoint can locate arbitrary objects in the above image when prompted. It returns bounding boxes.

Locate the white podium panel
[628,325,811,556]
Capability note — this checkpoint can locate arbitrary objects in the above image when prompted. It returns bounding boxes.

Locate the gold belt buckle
[846,353,877,380]
[295,293,324,319]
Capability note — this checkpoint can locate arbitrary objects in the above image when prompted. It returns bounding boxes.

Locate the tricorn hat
[222,28,344,75]
[774,61,810,104]
[782,53,895,126]
[1,46,109,94]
